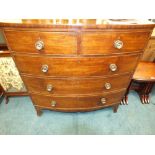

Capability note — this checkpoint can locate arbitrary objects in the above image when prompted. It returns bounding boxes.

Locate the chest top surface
[0,19,155,30]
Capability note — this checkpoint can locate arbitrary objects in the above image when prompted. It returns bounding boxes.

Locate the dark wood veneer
[4,30,77,54]
[1,19,154,116]
[31,89,125,112]
[13,54,140,77]
[22,73,130,95]
[81,31,150,54]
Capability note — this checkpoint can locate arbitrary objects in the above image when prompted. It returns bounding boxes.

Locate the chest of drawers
[0,19,154,116]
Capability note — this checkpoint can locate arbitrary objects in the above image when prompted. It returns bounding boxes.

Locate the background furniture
[122,61,155,104]
[0,30,28,104]
[122,29,155,105]
[1,19,154,116]
[0,50,28,104]
[141,37,155,61]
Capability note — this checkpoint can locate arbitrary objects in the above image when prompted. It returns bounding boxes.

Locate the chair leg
[0,85,5,104]
[5,96,9,104]
[0,92,4,104]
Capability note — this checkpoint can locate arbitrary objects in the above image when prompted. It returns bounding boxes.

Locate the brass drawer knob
[41,64,48,73]
[51,100,56,107]
[114,40,123,49]
[109,64,117,72]
[105,83,111,90]
[35,40,44,51]
[101,98,106,104]
[47,84,53,92]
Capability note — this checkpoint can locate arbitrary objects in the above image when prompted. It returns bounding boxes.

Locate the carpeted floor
[0,87,155,135]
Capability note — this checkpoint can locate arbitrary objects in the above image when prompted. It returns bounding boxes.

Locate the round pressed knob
[101,98,106,104]
[114,40,123,49]
[41,64,48,73]
[105,83,111,90]
[35,40,44,50]
[47,84,53,92]
[109,64,117,72]
[51,100,56,107]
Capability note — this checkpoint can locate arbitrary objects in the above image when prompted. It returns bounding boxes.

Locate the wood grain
[133,62,155,81]
[13,54,140,77]
[4,30,77,54]
[22,74,131,95]
[81,31,150,54]
[31,90,125,111]
[1,20,154,114]
[0,20,155,29]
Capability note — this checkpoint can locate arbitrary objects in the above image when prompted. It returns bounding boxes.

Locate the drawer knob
[109,64,117,72]
[114,40,123,49]
[47,84,53,92]
[105,83,111,90]
[101,98,106,104]
[51,100,56,107]
[35,40,44,51]
[41,64,48,73]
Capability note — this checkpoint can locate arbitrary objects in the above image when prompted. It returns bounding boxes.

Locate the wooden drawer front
[5,30,77,54]
[31,90,125,109]
[14,54,140,77]
[81,31,150,54]
[22,74,130,95]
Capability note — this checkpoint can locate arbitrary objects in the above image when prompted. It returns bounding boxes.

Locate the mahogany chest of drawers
[0,19,154,116]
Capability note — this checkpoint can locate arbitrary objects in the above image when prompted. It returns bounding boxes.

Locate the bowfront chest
[1,19,154,116]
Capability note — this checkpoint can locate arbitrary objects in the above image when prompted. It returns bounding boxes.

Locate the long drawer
[5,30,77,55]
[14,54,140,77]
[81,31,150,54]
[22,74,131,95]
[31,90,125,111]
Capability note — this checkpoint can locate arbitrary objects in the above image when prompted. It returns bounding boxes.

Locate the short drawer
[5,30,77,55]
[22,74,131,95]
[31,90,125,110]
[81,31,150,54]
[14,54,140,77]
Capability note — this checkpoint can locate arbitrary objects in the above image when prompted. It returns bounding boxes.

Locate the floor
[0,87,155,135]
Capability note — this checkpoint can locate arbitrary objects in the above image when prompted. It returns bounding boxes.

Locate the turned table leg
[121,95,128,105]
[113,104,119,113]
[35,106,42,116]
[121,80,133,105]
[139,82,154,104]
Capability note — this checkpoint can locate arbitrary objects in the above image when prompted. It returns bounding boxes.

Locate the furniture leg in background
[137,82,154,104]
[0,85,4,104]
[121,81,132,105]
[121,62,155,105]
